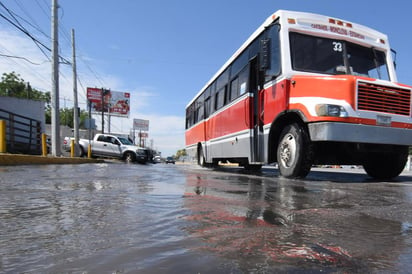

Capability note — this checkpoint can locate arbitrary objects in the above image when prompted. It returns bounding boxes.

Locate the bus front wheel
[276,123,313,179]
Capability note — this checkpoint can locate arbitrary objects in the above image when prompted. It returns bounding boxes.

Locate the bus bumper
[308,122,412,146]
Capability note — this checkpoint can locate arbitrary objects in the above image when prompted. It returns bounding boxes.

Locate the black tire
[276,123,314,179]
[198,146,206,167]
[363,146,408,180]
[79,146,86,157]
[124,152,136,163]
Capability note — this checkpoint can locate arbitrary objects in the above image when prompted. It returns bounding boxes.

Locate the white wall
[0,95,45,132]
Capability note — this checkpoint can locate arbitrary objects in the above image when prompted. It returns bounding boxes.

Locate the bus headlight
[315,104,348,117]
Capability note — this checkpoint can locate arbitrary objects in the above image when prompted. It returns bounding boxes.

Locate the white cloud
[0,29,186,157]
[133,114,185,156]
[0,30,51,91]
[128,87,157,111]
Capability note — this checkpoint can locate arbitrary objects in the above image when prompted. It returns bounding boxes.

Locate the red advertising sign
[139,132,149,138]
[87,88,130,117]
[86,87,102,103]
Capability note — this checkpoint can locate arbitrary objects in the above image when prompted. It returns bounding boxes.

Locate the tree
[45,107,89,128]
[0,72,50,102]
[0,71,89,128]
[175,148,187,159]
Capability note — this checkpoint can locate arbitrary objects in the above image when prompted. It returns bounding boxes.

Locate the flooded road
[1,163,412,273]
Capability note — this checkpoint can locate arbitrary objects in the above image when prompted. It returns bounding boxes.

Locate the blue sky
[0,0,411,156]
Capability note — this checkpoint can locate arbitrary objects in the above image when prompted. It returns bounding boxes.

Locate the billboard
[133,118,149,131]
[87,87,130,117]
[139,132,149,138]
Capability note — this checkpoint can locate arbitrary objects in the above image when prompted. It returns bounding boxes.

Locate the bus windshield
[290,32,390,81]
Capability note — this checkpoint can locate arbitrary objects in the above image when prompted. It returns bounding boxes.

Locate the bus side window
[204,97,211,118]
[265,24,281,81]
[186,103,194,128]
[185,110,191,129]
[193,100,198,124]
[238,65,249,94]
[196,95,204,122]
[204,87,211,118]
[215,88,221,110]
[230,77,239,101]
[210,82,216,113]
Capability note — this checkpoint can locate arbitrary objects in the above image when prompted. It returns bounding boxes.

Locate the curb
[0,153,104,165]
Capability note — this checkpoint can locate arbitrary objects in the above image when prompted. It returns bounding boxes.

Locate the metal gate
[0,109,42,155]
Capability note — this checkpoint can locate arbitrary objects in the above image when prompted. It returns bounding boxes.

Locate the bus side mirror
[391,48,397,70]
[260,38,271,71]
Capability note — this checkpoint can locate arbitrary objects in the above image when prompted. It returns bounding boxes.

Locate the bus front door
[249,58,264,164]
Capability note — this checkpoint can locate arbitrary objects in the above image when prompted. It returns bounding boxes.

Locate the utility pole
[100,89,110,134]
[51,0,61,156]
[26,82,32,99]
[72,29,79,156]
[101,88,104,134]
[108,105,111,133]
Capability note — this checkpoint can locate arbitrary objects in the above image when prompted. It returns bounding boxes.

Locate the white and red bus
[185,10,412,179]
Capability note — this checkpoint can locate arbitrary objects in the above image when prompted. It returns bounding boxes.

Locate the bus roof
[186,10,389,108]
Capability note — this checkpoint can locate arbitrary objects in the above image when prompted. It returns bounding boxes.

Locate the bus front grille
[357,81,411,116]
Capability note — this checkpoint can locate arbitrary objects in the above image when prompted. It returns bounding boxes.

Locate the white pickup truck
[63,133,149,163]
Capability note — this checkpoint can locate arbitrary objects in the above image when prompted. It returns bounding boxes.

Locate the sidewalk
[0,153,103,165]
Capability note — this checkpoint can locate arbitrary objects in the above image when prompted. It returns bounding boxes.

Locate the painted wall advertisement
[87,87,130,117]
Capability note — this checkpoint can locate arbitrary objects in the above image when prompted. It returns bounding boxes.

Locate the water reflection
[0,163,187,273]
[1,164,411,273]
[183,171,411,272]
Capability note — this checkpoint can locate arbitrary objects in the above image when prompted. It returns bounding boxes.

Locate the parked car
[63,133,149,164]
[152,155,162,163]
[165,156,175,164]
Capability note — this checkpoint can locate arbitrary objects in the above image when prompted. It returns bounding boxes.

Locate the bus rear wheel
[363,146,408,179]
[197,146,206,167]
[277,123,313,179]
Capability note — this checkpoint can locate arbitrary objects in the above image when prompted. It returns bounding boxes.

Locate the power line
[1,1,106,90]
[0,1,109,113]
[35,0,50,21]
[14,0,50,40]
[0,6,50,61]
[0,2,71,65]
[0,53,46,65]
[0,43,49,84]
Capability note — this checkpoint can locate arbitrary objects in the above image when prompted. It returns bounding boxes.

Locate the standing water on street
[1,163,412,273]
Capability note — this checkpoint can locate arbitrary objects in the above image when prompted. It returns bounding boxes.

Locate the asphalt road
[0,162,411,273]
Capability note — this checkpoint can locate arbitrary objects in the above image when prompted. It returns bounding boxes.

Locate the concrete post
[70,139,75,158]
[41,133,48,156]
[87,144,92,158]
[0,120,6,153]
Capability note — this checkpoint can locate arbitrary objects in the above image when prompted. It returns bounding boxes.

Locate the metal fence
[0,108,42,155]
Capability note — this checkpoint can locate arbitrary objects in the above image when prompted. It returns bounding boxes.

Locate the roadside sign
[133,119,149,131]
[139,132,149,138]
[87,87,102,102]
[87,87,130,117]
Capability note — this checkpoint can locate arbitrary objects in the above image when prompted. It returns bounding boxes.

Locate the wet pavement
[1,163,412,273]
